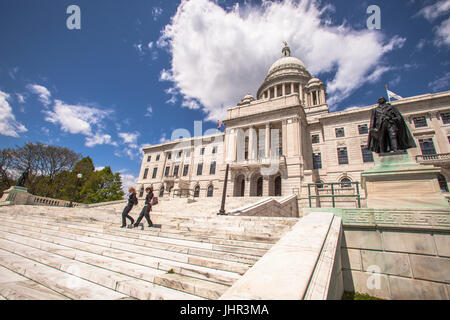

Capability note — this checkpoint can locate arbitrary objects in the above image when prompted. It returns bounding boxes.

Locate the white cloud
[16,93,25,103]
[145,105,153,117]
[44,99,116,147]
[152,7,163,21]
[429,72,450,91]
[85,132,117,147]
[158,0,405,116]
[0,90,27,137]
[159,133,168,143]
[26,83,51,106]
[416,0,450,22]
[95,166,105,171]
[434,17,450,47]
[44,99,111,136]
[118,132,139,145]
[120,172,138,193]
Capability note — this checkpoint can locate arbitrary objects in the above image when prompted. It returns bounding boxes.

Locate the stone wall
[304,207,450,299]
[228,194,299,217]
[219,212,344,300]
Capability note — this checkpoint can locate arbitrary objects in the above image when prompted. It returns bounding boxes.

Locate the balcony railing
[416,153,450,164]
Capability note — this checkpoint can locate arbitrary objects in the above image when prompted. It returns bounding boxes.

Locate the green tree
[78,166,124,203]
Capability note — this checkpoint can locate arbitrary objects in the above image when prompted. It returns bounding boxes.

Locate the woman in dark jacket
[134,187,154,228]
[121,187,137,228]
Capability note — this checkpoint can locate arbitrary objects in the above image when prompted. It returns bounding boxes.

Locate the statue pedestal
[361,152,449,209]
[0,186,30,205]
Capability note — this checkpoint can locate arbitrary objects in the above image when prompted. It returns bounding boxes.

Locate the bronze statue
[367,97,416,153]
[16,167,29,187]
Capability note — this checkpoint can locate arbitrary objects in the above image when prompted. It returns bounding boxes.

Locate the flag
[217,120,222,131]
[387,89,403,101]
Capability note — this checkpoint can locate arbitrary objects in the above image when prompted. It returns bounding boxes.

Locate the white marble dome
[268,56,306,75]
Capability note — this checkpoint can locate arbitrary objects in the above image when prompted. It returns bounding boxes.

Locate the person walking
[121,187,137,228]
[134,186,154,228]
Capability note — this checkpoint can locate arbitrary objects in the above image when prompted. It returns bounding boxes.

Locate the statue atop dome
[282,41,290,57]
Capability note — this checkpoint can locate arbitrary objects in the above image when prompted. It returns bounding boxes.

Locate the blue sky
[1,0,449,189]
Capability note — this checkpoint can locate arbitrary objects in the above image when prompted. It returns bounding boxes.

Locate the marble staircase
[0,205,298,300]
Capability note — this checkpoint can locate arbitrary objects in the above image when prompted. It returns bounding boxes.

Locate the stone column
[274,85,278,97]
[263,176,270,197]
[265,123,271,159]
[320,88,326,105]
[282,120,287,157]
[249,126,257,162]
[299,84,303,105]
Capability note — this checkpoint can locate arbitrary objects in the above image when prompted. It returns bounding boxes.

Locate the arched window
[194,185,200,197]
[340,178,352,188]
[437,174,449,192]
[207,185,214,197]
[159,186,164,197]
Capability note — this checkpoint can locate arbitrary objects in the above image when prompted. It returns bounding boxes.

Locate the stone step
[0,265,69,300]
[0,225,242,286]
[3,212,281,243]
[1,213,274,251]
[0,228,227,299]
[0,248,129,300]
[0,236,209,300]
[0,220,252,275]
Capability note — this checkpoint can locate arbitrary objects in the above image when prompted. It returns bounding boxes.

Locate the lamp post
[218,163,230,215]
[69,173,82,207]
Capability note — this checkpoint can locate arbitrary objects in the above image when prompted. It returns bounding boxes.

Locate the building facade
[137,44,450,208]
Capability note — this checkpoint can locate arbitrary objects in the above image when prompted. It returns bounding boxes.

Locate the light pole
[69,173,82,207]
[218,163,230,215]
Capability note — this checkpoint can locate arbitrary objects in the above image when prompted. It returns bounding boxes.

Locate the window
[185,150,191,157]
[159,187,164,197]
[264,91,268,99]
[183,165,189,176]
[156,154,160,161]
[337,147,349,165]
[448,136,450,144]
[335,128,345,137]
[147,155,151,162]
[194,185,200,197]
[152,167,158,179]
[294,84,299,93]
[311,134,320,144]
[285,83,291,95]
[437,174,449,192]
[413,116,427,128]
[312,91,318,105]
[139,187,144,197]
[167,153,172,160]
[207,185,214,197]
[361,146,374,163]
[165,166,170,177]
[212,146,217,154]
[419,138,436,155]
[143,168,149,179]
[277,85,282,97]
[340,178,352,188]
[177,151,182,158]
[442,112,450,124]
[173,165,179,177]
[197,163,203,176]
[200,147,205,155]
[358,124,369,135]
[209,161,216,175]
[313,153,322,169]
[270,87,274,98]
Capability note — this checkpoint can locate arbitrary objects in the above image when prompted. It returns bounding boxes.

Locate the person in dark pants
[134,187,154,228]
[121,187,137,228]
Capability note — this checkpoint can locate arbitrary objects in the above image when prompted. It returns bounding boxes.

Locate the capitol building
[137,44,450,208]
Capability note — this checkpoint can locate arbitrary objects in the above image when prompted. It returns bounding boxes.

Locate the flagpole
[385,84,391,103]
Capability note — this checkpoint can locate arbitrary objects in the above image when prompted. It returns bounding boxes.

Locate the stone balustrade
[228,194,299,217]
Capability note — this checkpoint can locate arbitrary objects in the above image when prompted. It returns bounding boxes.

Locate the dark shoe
[148,224,153,228]
[120,225,126,228]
